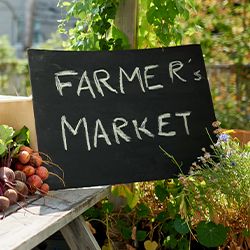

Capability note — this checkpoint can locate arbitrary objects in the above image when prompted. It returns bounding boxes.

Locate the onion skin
[4,189,18,205]
[0,196,10,212]
[15,180,29,199]
[14,170,26,182]
[0,167,15,183]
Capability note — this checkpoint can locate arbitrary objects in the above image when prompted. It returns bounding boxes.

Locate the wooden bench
[0,186,110,250]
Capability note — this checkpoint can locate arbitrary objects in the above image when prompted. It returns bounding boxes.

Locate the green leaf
[0,140,7,155]
[117,220,132,240]
[136,230,147,241]
[167,202,178,219]
[155,211,167,222]
[0,125,14,143]
[13,126,30,145]
[155,184,168,202]
[137,203,150,219]
[177,237,189,250]
[99,38,110,51]
[0,125,14,155]
[61,1,71,7]
[173,216,189,235]
[146,6,157,24]
[243,229,250,237]
[163,234,178,249]
[127,191,140,209]
[162,221,176,235]
[101,201,114,214]
[83,206,101,219]
[111,25,130,49]
[196,222,228,247]
[111,184,139,208]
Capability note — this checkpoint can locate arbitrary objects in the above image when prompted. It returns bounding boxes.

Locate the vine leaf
[173,216,189,235]
[196,221,228,247]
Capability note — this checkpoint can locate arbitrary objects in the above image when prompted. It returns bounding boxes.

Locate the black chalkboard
[28,45,216,188]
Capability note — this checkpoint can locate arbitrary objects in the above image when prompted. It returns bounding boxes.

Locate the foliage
[183,0,250,65]
[84,123,250,249]
[0,125,15,156]
[57,0,195,50]
[0,36,29,96]
[57,0,128,51]
[212,82,250,130]
[137,0,195,48]
[0,125,30,164]
[57,0,250,65]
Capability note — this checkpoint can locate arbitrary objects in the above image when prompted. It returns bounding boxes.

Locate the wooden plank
[0,186,110,250]
[61,216,101,250]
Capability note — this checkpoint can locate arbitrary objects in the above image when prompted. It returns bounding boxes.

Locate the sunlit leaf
[144,240,158,250]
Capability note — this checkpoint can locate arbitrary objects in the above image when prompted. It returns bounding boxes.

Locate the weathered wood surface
[0,186,110,250]
[0,195,40,219]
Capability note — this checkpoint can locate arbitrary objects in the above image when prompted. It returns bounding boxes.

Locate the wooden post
[115,0,138,48]
[110,1,138,210]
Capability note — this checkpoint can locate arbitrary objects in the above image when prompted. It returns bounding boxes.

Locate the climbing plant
[57,0,195,50]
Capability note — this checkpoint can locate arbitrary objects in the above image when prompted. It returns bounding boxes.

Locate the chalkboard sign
[28,45,216,188]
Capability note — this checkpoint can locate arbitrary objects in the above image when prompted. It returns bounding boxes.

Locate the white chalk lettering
[169,61,187,83]
[93,69,118,96]
[132,117,155,140]
[82,117,91,151]
[55,70,78,96]
[112,118,131,144]
[119,67,145,94]
[158,113,176,136]
[61,115,82,151]
[94,119,112,148]
[194,70,202,81]
[175,111,191,135]
[77,71,96,98]
[144,65,163,90]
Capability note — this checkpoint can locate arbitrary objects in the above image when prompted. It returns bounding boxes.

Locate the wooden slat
[61,216,101,250]
[0,186,110,250]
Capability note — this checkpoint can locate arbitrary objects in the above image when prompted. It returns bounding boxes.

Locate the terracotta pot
[230,129,250,145]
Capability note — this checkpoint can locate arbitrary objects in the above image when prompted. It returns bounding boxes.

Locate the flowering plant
[83,122,250,249]
[177,121,250,249]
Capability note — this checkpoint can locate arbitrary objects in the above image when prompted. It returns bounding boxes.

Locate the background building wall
[0,0,62,56]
